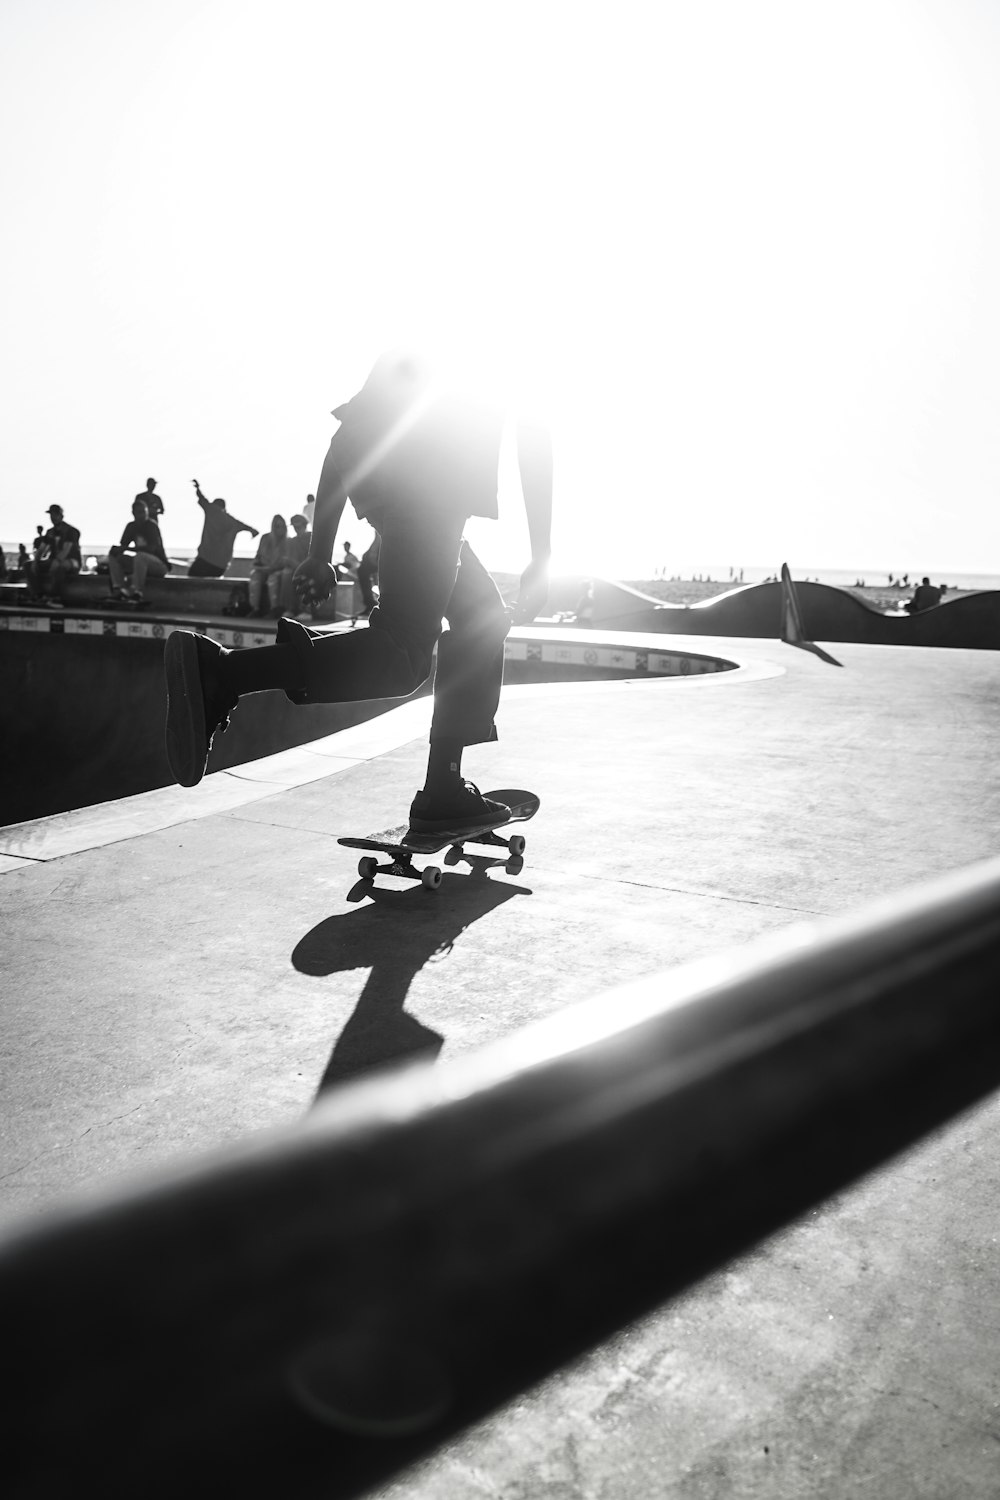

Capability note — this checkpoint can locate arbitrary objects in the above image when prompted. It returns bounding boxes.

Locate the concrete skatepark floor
[2,631,999,1497]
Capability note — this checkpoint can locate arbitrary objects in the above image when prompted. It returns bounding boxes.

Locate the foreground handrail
[5,856,1000,1496]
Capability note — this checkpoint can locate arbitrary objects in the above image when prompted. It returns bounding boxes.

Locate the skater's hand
[294,557,336,606]
[512,556,549,625]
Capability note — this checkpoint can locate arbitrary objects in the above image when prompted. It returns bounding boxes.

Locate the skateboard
[339,788,539,891]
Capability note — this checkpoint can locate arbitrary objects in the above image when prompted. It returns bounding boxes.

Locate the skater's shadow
[292,872,530,1102]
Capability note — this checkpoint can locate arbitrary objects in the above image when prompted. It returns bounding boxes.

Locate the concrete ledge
[0,574,359,620]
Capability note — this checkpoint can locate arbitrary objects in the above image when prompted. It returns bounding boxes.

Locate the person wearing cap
[163,345,553,835]
[25,504,82,608]
[188,480,259,577]
[135,477,164,525]
[107,497,171,601]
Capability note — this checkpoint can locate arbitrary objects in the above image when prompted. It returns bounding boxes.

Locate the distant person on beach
[189,481,258,578]
[164,344,553,835]
[136,477,164,525]
[248,514,292,617]
[905,576,942,613]
[302,494,316,526]
[107,497,171,601]
[24,505,81,607]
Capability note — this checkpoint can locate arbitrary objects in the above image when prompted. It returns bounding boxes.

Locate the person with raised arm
[188,480,258,578]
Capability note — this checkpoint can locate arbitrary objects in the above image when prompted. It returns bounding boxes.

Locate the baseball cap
[46,505,63,515]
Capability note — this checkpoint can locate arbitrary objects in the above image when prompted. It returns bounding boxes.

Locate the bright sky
[2,0,999,577]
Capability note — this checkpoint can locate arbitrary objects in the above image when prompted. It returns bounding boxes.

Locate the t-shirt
[120,519,169,568]
[287,530,310,565]
[44,522,82,566]
[136,490,164,521]
[197,502,245,569]
[252,532,290,570]
[330,352,504,524]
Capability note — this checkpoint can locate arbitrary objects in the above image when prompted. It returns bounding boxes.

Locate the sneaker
[48,598,65,608]
[408,782,511,834]
[163,631,237,787]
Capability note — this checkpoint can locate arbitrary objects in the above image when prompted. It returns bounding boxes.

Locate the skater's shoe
[408,782,511,834]
[164,631,237,787]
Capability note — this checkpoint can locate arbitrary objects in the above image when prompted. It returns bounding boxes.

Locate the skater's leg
[431,540,510,746]
[408,541,512,832]
[164,507,464,787]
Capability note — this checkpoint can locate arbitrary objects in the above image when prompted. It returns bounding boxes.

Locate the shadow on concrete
[292,872,531,1100]
[786,639,844,667]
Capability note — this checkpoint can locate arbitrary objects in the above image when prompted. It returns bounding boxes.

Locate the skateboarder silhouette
[164,346,553,833]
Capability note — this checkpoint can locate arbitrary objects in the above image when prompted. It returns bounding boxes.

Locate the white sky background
[1,0,999,577]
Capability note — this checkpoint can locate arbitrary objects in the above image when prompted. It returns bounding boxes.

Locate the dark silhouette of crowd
[4,477,380,612]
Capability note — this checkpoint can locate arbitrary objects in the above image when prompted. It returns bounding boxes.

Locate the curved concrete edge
[0,630,782,867]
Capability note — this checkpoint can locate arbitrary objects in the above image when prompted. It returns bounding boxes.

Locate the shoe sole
[164,632,208,787]
[409,806,512,835]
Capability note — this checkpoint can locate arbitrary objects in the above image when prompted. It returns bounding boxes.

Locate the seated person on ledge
[249,514,293,617]
[107,498,171,601]
[25,504,81,608]
[905,576,942,613]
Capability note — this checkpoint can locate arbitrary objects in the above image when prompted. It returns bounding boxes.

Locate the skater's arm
[513,417,553,624]
[293,442,348,605]
[309,442,350,565]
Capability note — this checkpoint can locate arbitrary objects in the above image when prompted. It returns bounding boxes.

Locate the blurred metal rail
[5,856,1000,1496]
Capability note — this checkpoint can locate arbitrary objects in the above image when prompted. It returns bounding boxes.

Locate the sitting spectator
[107,498,171,601]
[905,576,943,613]
[24,505,81,608]
[189,480,258,577]
[287,514,312,619]
[336,539,361,581]
[136,476,164,525]
[249,514,292,617]
[287,513,311,567]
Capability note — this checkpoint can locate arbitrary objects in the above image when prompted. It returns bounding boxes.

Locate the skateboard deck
[339,788,539,890]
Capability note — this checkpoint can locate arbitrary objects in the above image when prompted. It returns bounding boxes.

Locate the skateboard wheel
[507,834,526,856]
[421,865,442,891]
[358,856,378,881]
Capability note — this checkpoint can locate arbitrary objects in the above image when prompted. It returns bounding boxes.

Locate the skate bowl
[571,576,1000,649]
[1,608,739,826]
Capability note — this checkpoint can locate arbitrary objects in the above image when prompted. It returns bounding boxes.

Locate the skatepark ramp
[3,853,1000,1495]
[584,576,1000,649]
